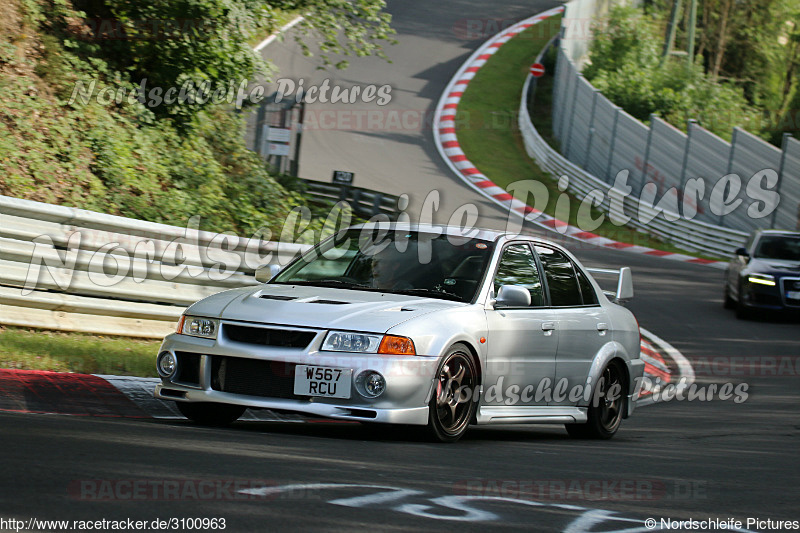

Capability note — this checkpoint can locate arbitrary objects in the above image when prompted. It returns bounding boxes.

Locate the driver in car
[370,248,416,290]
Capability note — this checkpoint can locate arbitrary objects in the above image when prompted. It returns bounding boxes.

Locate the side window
[535,246,583,307]
[493,244,545,307]
[576,268,599,306]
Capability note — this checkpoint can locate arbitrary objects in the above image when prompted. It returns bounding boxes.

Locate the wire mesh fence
[551,0,800,233]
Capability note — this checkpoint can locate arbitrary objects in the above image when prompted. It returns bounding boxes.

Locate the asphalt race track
[2,1,799,531]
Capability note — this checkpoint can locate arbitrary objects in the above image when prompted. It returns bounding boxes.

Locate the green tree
[584,5,759,141]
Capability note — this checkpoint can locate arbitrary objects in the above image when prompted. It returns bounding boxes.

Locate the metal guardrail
[300,179,401,220]
[0,195,310,338]
[517,0,750,256]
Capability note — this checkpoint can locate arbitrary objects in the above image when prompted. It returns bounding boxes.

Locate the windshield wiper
[274,279,372,289]
[390,288,464,302]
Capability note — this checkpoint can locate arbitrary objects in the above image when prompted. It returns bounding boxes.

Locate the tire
[723,282,735,309]
[735,281,750,320]
[176,402,246,427]
[427,344,479,443]
[565,361,626,440]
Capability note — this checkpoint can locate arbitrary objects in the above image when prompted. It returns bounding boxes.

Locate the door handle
[541,322,556,333]
[596,322,608,335]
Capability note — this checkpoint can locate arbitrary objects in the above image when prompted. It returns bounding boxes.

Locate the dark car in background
[724,230,800,319]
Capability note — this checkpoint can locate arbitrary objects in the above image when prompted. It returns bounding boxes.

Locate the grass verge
[454,16,722,259]
[0,326,160,377]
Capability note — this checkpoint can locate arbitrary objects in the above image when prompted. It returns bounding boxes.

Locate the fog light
[157,352,177,378]
[356,371,386,398]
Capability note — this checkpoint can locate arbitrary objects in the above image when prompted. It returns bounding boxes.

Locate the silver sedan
[155,224,644,442]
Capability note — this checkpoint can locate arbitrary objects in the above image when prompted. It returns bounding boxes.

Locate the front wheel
[428,344,478,443]
[176,402,246,427]
[565,361,626,440]
[735,281,751,320]
[723,282,735,309]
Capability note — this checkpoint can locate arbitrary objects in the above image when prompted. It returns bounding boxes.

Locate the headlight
[321,331,416,355]
[179,316,219,339]
[322,331,382,352]
[747,274,776,287]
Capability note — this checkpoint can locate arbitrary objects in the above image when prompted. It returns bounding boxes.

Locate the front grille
[751,291,783,307]
[210,356,303,400]
[781,277,800,307]
[174,352,201,386]
[223,324,315,348]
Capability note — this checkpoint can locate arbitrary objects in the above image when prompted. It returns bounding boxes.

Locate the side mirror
[735,247,749,258]
[255,264,282,283]
[495,285,531,308]
[614,267,634,303]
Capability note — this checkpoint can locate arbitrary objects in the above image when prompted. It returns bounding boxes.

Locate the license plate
[294,365,352,399]
[787,291,800,300]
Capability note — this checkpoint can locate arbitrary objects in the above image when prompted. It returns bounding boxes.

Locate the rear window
[535,246,582,307]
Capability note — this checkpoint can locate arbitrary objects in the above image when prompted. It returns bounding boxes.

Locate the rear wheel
[565,361,626,440]
[428,344,478,443]
[176,402,246,427]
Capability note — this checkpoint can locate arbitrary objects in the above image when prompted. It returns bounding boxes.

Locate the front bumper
[741,275,800,311]
[155,331,439,426]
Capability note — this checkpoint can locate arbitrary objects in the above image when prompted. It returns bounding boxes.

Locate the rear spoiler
[586,267,634,304]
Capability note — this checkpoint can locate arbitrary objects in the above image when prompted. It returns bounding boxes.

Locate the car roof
[755,229,800,238]
[347,223,555,245]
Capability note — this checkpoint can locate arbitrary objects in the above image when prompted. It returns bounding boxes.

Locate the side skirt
[476,406,588,425]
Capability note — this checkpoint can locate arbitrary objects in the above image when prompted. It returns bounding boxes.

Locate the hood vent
[260,294,298,301]
[309,299,350,305]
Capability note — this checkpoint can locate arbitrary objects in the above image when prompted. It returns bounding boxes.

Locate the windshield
[271,228,495,303]
[753,235,800,261]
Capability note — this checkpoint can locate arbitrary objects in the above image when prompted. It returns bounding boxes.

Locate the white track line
[253,16,305,52]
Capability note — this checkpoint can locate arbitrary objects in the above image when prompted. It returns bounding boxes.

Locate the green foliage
[44,0,396,124]
[584,6,760,141]
[0,0,397,238]
[290,0,397,69]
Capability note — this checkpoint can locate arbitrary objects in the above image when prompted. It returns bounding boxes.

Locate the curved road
[2,1,799,531]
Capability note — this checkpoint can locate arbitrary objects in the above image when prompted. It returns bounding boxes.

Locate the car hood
[186,284,464,333]
[747,258,800,275]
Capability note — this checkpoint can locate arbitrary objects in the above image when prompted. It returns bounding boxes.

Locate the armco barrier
[300,179,401,220]
[0,195,310,338]
[519,0,760,255]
